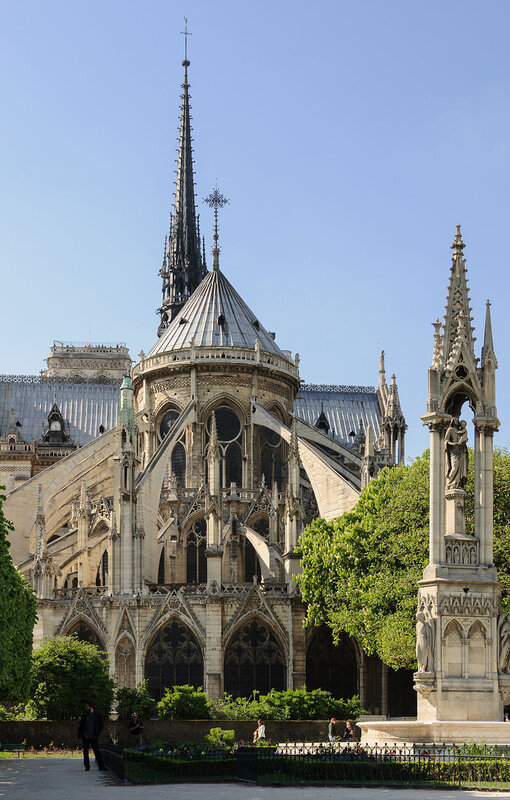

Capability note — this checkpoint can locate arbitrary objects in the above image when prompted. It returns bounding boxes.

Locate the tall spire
[442,224,476,366]
[482,299,497,368]
[157,31,204,336]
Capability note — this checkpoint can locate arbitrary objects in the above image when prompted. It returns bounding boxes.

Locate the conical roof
[148,267,289,359]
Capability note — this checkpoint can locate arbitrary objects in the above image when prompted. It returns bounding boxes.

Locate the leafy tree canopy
[116,679,155,720]
[29,635,115,719]
[0,487,36,701]
[296,448,510,671]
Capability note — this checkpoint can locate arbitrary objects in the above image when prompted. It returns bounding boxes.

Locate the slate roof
[294,385,381,446]
[0,379,119,445]
[149,267,289,359]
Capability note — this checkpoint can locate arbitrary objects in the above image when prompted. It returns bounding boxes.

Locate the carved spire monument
[415,226,502,724]
[359,227,508,744]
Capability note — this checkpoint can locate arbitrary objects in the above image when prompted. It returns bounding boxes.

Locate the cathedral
[1,55,410,714]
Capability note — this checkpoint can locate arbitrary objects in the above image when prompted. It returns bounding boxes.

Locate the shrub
[212,689,364,720]
[29,635,115,719]
[116,680,156,720]
[157,685,212,720]
[204,727,235,749]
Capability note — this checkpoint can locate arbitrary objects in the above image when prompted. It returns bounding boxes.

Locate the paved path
[1,757,510,800]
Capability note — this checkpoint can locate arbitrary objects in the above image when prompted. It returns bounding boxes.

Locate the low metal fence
[256,742,510,788]
[99,744,125,782]
[99,742,510,789]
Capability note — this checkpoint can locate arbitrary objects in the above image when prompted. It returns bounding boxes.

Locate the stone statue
[445,417,468,490]
[499,616,510,673]
[416,612,434,673]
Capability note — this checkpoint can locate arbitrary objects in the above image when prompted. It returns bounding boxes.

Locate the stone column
[205,598,223,700]
[429,423,443,566]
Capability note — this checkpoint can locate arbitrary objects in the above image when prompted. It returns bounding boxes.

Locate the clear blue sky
[2,0,510,460]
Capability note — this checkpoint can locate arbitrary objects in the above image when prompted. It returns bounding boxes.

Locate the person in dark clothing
[328,717,337,743]
[128,712,144,746]
[343,720,354,741]
[77,701,106,771]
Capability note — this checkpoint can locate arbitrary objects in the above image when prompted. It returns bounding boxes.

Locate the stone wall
[0,719,352,748]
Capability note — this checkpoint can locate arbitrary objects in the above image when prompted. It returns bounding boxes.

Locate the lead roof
[149,266,289,359]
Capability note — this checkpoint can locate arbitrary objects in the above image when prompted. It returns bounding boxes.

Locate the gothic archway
[306,626,358,699]
[145,620,204,700]
[224,618,286,697]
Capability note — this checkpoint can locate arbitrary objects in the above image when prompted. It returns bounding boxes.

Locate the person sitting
[128,712,144,747]
[343,720,354,742]
[253,719,266,744]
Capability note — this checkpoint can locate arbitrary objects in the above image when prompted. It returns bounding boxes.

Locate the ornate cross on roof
[204,185,229,270]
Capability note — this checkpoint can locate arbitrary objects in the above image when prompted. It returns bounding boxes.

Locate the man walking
[78,701,106,771]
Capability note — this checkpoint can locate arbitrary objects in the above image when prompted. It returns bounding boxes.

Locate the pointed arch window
[261,445,282,489]
[306,626,358,700]
[171,441,186,485]
[159,407,180,441]
[224,619,286,697]
[145,621,203,700]
[95,549,109,587]
[186,518,207,584]
[243,539,261,583]
[205,405,244,488]
[225,442,242,487]
[157,547,165,584]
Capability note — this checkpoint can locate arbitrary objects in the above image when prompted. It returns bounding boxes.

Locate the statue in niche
[416,612,434,673]
[499,616,510,673]
[445,417,468,490]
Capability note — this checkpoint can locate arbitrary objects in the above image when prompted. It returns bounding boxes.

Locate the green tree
[0,487,36,701]
[296,449,510,670]
[29,635,115,719]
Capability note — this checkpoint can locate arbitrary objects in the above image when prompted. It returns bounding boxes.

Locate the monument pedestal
[357,719,510,746]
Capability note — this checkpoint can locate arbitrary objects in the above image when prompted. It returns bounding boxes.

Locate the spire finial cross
[204,184,229,270]
[181,17,192,62]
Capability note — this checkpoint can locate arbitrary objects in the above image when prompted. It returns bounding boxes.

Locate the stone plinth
[357,719,510,746]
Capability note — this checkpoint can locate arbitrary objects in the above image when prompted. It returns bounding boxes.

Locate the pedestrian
[328,717,337,743]
[128,711,144,746]
[77,701,106,771]
[253,719,266,744]
[343,720,354,741]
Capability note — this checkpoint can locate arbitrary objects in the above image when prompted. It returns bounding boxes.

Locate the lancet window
[186,518,207,584]
[95,549,109,587]
[306,626,358,700]
[206,405,244,488]
[259,416,283,489]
